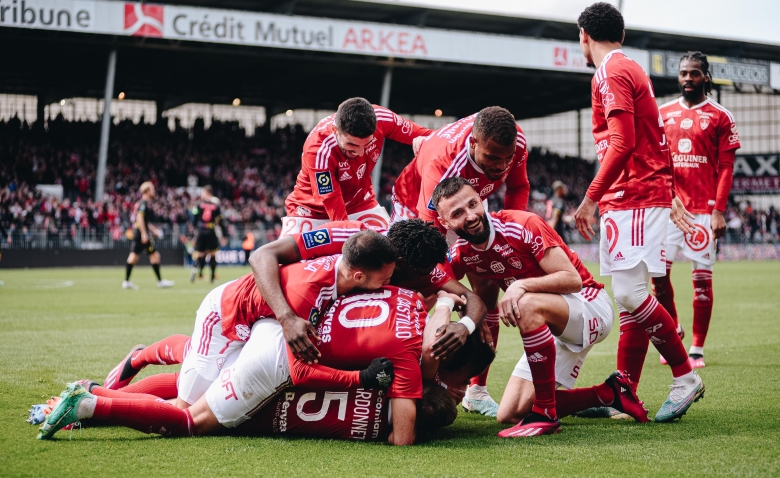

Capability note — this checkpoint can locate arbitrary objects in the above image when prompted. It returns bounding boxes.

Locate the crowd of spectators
[1,114,778,249]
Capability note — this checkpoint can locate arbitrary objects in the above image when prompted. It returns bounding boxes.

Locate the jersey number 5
[297,391,348,422]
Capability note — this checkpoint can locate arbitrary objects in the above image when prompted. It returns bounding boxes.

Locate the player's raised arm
[387,398,417,446]
[249,237,321,363]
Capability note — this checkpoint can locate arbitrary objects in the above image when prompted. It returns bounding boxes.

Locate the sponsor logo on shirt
[614,191,625,198]
[666,111,682,118]
[339,161,350,168]
[463,255,482,264]
[492,243,514,257]
[430,267,447,284]
[315,171,334,195]
[505,277,516,287]
[731,124,738,134]
[490,261,505,273]
[302,229,332,249]
[296,206,311,217]
[681,118,693,129]
[678,138,693,153]
[729,134,740,144]
[672,153,708,168]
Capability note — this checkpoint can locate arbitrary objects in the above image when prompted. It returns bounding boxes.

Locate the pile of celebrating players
[36,2,741,442]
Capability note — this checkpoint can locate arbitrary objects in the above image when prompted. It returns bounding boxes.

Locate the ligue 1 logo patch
[308,308,321,327]
[427,197,436,211]
[315,171,334,195]
[302,229,331,250]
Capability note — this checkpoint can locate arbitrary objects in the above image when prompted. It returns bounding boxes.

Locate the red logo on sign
[685,224,710,252]
[554,47,567,66]
[124,4,164,37]
[605,218,619,253]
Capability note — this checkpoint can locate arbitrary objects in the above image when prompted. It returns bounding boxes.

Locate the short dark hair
[578,2,624,43]
[415,382,458,441]
[334,98,376,138]
[342,230,397,272]
[440,333,496,378]
[431,177,475,211]
[680,51,713,95]
[472,106,517,147]
[387,219,448,272]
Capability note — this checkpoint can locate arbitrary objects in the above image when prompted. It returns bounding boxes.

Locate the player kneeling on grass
[37,286,466,445]
[432,177,647,437]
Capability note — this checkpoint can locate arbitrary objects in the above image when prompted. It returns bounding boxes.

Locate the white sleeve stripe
[658,98,679,109]
[709,101,736,123]
[315,135,337,170]
[441,147,469,180]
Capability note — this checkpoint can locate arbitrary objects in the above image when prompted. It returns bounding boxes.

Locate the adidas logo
[528,352,546,362]
[614,251,625,261]
[695,294,711,301]
[339,171,352,181]
[476,266,487,273]
[702,253,710,259]
[650,336,665,345]
[667,118,676,124]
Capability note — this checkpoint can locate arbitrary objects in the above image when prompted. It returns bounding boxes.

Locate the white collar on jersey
[677,97,711,110]
[332,255,342,300]
[470,205,496,252]
[600,48,624,65]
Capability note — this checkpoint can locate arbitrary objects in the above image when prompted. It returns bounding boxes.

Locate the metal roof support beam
[95,49,117,202]
[372,66,393,193]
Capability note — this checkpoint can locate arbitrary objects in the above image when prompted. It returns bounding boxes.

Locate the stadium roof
[1,0,778,120]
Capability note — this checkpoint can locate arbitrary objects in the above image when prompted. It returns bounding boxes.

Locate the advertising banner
[650,50,770,86]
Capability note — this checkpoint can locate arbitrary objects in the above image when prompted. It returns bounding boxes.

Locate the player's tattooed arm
[387,398,417,446]
[249,237,322,363]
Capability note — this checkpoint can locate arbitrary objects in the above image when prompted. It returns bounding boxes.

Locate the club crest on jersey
[490,261,505,273]
[508,257,523,269]
[235,324,251,341]
[308,308,321,327]
[357,163,367,179]
[480,184,494,196]
[315,171,334,195]
[302,229,331,249]
[699,117,710,130]
[680,118,693,129]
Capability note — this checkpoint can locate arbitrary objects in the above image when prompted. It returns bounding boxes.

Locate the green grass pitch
[1,262,779,477]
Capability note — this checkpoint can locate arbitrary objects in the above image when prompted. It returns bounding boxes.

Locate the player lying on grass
[392,107,531,416]
[38,287,475,445]
[432,177,646,437]
[248,218,488,366]
[105,230,398,409]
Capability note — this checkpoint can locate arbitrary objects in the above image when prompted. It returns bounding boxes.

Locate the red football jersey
[286,106,433,220]
[590,50,673,212]
[314,286,426,400]
[449,210,603,291]
[659,97,740,214]
[392,114,530,223]
[245,388,390,442]
[292,220,454,296]
[219,255,340,341]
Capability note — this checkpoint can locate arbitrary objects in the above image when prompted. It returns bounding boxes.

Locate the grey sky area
[357,0,780,47]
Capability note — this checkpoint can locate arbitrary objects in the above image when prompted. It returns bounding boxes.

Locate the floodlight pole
[95,49,117,202]
[372,65,393,193]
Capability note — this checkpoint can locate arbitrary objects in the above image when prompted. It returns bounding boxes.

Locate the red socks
[120,372,180,400]
[92,397,194,437]
[631,295,692,378]
[652,261,678,326]
[131,335,190,369]
[555,383,614,418]
[91,386,163,402]
[521,325,557,420]
[617,311,650,388]
[470,309,500,387]
[691,270,714,348]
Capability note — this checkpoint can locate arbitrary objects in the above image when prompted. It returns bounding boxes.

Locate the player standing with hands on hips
[573,3,704,422]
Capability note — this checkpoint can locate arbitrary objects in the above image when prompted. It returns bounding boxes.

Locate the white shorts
[204,319,291,428]
[512,288,614,390]
[666,214,716,266]
[178,281,246,405]
[280,204,390,237]
[599,207,669,278]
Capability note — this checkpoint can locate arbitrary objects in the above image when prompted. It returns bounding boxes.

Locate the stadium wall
[0,247,184,269]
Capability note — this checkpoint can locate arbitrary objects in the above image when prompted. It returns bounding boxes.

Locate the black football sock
[125,263,134,281]
[152,264,162,281]
[209,256,217,281]
[197,256,206,278]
